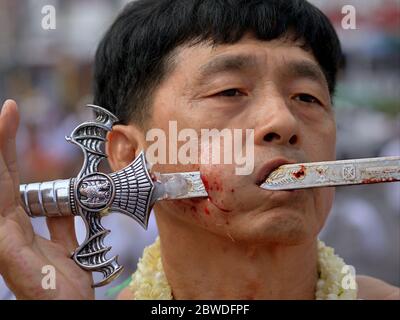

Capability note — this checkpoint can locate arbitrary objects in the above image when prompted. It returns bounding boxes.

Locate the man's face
[146,34,336,245]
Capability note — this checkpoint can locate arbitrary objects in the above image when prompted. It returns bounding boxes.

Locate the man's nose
[254,95,300,147]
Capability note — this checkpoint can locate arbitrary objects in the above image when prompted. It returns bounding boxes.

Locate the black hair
[93,0,342,125]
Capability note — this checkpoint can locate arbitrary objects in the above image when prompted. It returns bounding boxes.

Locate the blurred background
[0,0,399,299]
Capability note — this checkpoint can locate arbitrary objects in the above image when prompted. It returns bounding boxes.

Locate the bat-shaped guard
[20,105,157,287]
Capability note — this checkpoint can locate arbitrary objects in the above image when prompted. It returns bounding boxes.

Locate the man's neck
[156,215,318,300]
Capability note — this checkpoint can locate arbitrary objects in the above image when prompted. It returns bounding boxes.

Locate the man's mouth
[255,158,296,186]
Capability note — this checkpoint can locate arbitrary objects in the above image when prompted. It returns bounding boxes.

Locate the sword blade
[260,156,400,190]
[153,171,208,200]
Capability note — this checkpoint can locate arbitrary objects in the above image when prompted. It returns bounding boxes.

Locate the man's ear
[106,124,147,171]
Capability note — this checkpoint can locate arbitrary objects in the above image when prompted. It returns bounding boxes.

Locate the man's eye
[215,89,244,97]
[294,93,321,105]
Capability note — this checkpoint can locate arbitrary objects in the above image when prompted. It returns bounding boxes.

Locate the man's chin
[226,208,316,245]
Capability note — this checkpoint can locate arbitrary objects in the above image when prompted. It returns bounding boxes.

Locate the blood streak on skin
[201,173,210,191]
[292,165,306,179]
[200,173,232,213]
[201,173,218,196]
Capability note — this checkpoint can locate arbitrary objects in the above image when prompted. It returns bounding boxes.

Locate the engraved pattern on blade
[109,152,155,230]
[315,166,329,183]
[68,105,123,287]
[149,171,207,201]
[343,165,356,181]
[178,172,208,199]
[264,167,297,188]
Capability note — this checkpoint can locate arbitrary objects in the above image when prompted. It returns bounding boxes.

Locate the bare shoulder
[117,287,135,300]
[357,275,400,300]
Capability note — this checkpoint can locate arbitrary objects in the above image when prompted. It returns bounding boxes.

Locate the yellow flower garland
[129,237,358,300]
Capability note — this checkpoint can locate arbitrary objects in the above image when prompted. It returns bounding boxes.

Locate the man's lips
[255,158,296,186]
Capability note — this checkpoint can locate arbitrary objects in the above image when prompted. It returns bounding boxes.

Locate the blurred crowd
[0,0,399,299]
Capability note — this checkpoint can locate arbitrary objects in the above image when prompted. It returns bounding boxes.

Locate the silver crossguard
[19,105,399,287]
[19,105,207,287]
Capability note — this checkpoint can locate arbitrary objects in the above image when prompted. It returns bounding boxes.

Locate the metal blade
[260,156,400,190]
[152,171,208,200]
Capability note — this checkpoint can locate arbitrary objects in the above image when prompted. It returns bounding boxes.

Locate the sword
[18,104,399,287]
[259,157,400,190]
[19,105,207,287]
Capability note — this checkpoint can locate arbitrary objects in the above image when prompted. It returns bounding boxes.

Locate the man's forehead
[169,35,327,89]
[173,34,320,75]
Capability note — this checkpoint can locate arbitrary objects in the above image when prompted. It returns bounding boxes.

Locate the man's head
[97,0,342,245]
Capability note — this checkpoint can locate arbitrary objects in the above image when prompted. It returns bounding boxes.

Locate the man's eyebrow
[284,60,328,86]
[193,55,328,88]
[196,54,259,80]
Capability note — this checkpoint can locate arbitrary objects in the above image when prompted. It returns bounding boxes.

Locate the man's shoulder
[356,275,400,300]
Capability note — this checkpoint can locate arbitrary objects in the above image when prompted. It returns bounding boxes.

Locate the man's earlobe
[106,124,146,171]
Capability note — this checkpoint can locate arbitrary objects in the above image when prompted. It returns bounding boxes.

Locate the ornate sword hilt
[19,105,159,287]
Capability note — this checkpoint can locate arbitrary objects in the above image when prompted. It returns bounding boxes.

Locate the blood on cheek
[200,173,232,214]
[168,173,233,216]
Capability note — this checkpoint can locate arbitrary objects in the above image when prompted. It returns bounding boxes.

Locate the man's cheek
[317,121,336,160]
[198,165,234,214]
[309,137,336,162]
[165,199,210,218]
[313,187,335,228]
[166,162,241,219]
